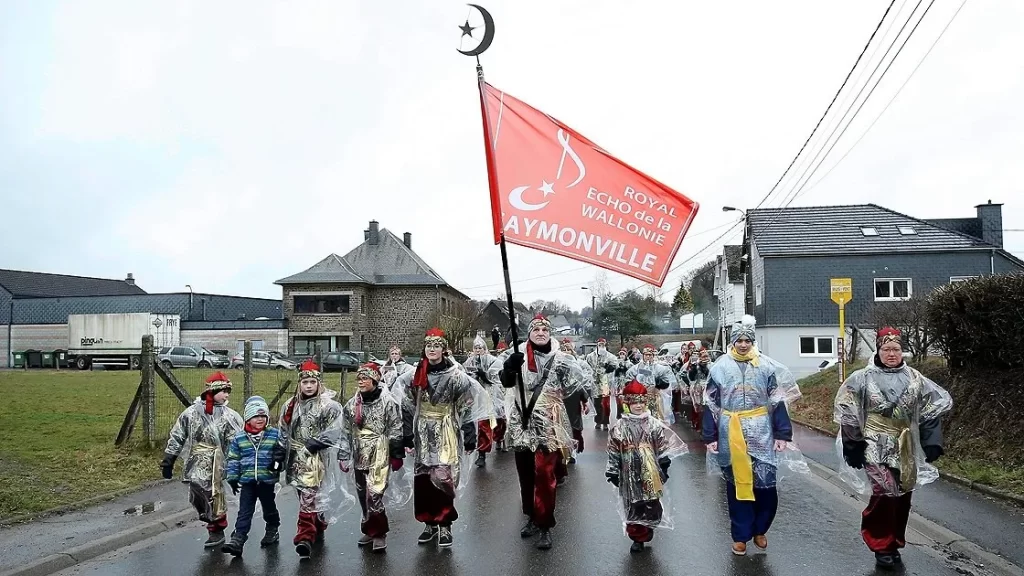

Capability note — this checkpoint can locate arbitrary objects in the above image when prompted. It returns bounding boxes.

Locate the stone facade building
[275,221,469,356]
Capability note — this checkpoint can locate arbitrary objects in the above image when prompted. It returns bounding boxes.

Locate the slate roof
[723,245,743,282]
[0,269,147,298]
[748,204,998,257]
[275,228,465,297]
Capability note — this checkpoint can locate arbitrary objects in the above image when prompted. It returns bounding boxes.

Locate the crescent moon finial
[457,4,495,57]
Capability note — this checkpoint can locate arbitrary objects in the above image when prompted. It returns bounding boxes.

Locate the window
[874,278,911,301]
[860,227,878,236]
[950,276,978,284]
[799,336,835,357]
[294,295,350,314]
[898,226,917,235]
[294,337,331,355]
[755,284,763,306]
[359,295,365,313]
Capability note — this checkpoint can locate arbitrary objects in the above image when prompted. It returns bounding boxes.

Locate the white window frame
[860,227,878,236]
[949,276,977,284]
[798,335,836,357]
[755,284,763,306]
[874,278,912,302]
[897,226,917,235]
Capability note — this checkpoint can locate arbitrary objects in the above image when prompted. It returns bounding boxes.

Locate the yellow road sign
[830,278,852,306]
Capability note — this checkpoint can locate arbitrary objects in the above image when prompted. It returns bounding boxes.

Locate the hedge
[927,273,1024,370]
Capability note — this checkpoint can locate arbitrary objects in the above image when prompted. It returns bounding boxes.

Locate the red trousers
[294,489,328,544]
[414,474,458,526]
[478,419,507,453]
[207,516,228,533]
[861,492,913,552]
[515,449,560,529]
[355,469,389,537]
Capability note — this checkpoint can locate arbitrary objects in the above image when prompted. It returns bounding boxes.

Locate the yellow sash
[724,406,769,501]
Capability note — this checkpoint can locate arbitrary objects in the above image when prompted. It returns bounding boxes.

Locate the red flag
[477,82,699,287]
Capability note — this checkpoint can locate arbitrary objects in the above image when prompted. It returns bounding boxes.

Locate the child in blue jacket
[222,396,286,556]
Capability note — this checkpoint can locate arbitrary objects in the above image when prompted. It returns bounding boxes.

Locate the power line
[751,0,899,212]
[793,0,968,199]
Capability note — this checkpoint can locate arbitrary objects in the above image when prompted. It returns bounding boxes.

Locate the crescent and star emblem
[457,4,495,57]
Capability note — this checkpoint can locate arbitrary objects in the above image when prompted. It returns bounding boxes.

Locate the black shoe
[520,520,539,538]
[630,541,644,554]
[260,526,279,547]
[204,530,225,548]
[875,552,897,570]
[438,527,453,548]
[476,453,486,468]
[417,524,438,544]
[295,540,312,559]
[536,530,552,550]
[568,456,576,465]
[221,536,244,557]
[892,551,902,564]
[357,534,373,547]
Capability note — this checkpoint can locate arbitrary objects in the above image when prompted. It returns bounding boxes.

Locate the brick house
[738,201,1023,377]
[275,221,469,356]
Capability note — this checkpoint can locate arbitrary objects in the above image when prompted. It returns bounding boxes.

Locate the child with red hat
[160,371,244,548]
[606,379,688,554]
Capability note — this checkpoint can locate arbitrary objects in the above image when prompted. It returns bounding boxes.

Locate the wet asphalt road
[54,416,987,576]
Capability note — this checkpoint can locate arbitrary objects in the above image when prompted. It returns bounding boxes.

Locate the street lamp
[581,287,596,335]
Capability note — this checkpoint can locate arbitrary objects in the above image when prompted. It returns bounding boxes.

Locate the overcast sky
[1,0,1021,311]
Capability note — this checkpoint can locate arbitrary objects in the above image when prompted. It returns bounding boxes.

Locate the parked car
[229,350,297,370]
[657,340,705,359]
[321,352,362,373]
[338,350,383,364]
[157,346,230,369]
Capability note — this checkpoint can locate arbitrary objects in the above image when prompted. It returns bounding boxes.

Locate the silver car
[157,346,230,369]
[230,350,296,370]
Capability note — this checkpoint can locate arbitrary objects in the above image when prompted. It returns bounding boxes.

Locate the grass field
[0,368,356,519]
[789,358,1024,499]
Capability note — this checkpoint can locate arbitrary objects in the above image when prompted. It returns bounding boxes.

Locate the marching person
[584,338,619,431]
[337,362,405,553]
[606,379,688,553]
[381,346,414,390]
[612,348,630,419]
[280,360,346,560]
[703,315,801,556]
[161,371,243,549]
[624,345,676,422]
[464,336,505,467]
[221,396,285,557]
[499,314,585,550]
[393,328,491,549]
[834,327,952,570]
[559,337,592,459]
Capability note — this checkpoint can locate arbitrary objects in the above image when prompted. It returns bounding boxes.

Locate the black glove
[228,480,240,495]
[403,435,415,449]
[842,439,868,469]
[503,352,525,376]
[270,443,287,473]
[658,456,671,481]
[304,438,330,454]
[655,379,670,390]
[605,473,620,487]
[923,445,944,464]
[160,453,176,479]
[604,363,616,374]
[476,369,489,383]
[461,422,477,454]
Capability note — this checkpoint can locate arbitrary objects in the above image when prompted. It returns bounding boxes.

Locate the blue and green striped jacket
[225,427,283,484]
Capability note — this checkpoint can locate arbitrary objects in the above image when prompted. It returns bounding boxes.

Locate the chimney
[364,229,370,241]
[403,232,412,249]
[975,200,1003,248]
[368,220,380,245]
[125,273,135,286]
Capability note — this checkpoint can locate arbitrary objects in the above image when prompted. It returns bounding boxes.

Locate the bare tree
[423,300,480,353]
[590,270,611,304]
[872,298,936,361]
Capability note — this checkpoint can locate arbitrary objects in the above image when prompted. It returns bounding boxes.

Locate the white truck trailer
[67,313,181,370]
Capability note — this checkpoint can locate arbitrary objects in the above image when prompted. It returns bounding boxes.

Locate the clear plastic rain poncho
[463,345,506,420]
[498,343,587,455]
[704,349,808,487]
[165,398,244,523]
[391,360,495,496]
[833,359,953,496]
[280,387,355,523]
[336,384,413,515]
[584,347,619,397]
[606,411,689,531]
[624,360,678,424]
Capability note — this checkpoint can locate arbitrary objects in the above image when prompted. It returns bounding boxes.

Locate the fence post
[141,335,156,448]
[243,340,254,400]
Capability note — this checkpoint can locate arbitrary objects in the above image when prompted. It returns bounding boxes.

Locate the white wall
[0,326,7,368]
[180,329,289,354]
[756,326,841,379]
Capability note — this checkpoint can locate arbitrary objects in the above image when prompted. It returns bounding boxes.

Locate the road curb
[0,480,168,527]
[791,417,1024,508]
[0,509,195,576]
[803,454,1024,576]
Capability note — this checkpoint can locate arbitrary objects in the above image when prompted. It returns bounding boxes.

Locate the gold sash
[418,400,459,467]
[864,414,917,492]
[289,439,325,488]
[191,442,227,517]
[357,428,390,495]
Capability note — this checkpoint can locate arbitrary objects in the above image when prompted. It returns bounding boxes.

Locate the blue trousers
[233,482,280,540]
[725,482,778,543]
